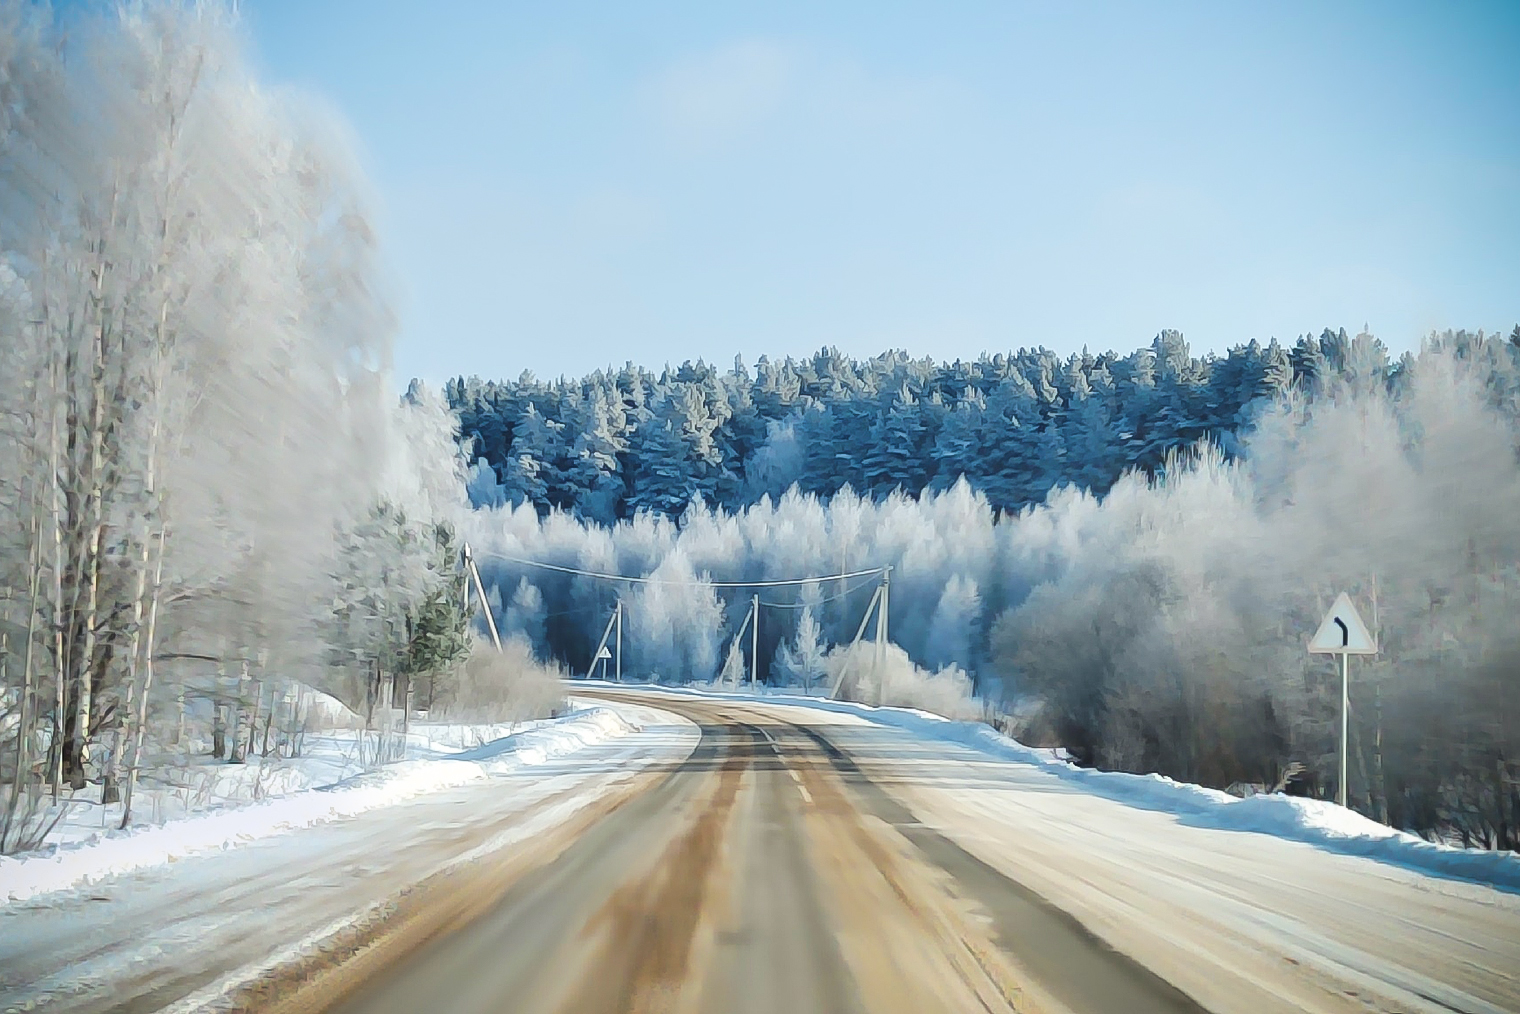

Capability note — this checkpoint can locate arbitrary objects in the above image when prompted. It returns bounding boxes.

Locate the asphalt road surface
[294,692,1209,1014]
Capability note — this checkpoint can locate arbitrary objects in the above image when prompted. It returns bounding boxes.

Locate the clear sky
[244,1,1520,385]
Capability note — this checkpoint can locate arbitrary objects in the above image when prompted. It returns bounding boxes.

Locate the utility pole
[874,567,891,705]
[615,599,623,683]
[828,575,886,700]
[727,605,753,690]
[751,594,760,688]
[586,606,618,681]
[461,543,502,652]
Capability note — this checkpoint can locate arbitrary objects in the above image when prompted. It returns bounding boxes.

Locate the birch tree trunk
[121,527,166,829]
[102,513,154,805]
[64,180,122,792]
[49,347,65,800]
[4,512,43,845]
[245,677,262,764]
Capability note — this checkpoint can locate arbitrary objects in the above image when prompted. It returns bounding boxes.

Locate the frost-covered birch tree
[0,1,470,845]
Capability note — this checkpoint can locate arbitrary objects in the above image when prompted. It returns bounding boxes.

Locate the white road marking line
[755,723,809,803]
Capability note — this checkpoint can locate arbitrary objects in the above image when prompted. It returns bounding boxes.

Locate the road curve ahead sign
[1308,592,1378,655]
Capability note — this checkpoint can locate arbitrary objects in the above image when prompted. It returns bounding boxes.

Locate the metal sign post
[1308,592,1378,808]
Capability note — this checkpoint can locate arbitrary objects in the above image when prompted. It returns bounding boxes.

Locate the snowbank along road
[4,688,1519,1014]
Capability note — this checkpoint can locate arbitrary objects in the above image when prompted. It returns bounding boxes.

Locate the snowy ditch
[0,702,637,905]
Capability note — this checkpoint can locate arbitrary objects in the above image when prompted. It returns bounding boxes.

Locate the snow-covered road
[794,702,1520,1014]
[2,687,1516,1014]
[599,689,1520,1014]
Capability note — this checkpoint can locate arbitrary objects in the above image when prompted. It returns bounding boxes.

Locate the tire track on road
[776,717,1210,1014]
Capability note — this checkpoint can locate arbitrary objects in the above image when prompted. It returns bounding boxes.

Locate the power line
[473,550,888,589]
[758,574,880,609]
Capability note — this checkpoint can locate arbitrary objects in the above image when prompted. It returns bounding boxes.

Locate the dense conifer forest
[448,327,1469,522]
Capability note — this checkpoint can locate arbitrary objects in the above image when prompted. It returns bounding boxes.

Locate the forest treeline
[449,326,1448,522]
[461,329,1520,848]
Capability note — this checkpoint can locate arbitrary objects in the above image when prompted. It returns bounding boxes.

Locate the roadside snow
[0,699,700,1014]
[0,703,637,905]
[596,680,1520,892]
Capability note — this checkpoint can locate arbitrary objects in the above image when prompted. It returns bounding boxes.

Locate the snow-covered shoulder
[0,700,675,906]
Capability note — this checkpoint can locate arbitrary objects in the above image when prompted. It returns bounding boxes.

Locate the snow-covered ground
[0,697,644,905]
[601,679,1520,893]
[0,696,701,1014]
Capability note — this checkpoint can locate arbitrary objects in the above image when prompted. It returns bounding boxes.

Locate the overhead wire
[472,550,888,589]
[757,574,881,609]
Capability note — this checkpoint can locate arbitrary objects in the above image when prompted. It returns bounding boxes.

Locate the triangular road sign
[1308,593,1377,655]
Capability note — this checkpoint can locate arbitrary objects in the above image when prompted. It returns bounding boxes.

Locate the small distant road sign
[1308,592,1377,655]
[1309,592,1378,809]
[596,647,612,660]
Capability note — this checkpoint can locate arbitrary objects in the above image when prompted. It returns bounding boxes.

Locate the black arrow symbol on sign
[1334,617,1349,647]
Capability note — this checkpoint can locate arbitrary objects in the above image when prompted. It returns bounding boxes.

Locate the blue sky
[245,1,1520,385]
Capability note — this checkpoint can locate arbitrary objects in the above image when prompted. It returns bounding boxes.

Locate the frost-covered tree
[0,2,471,839]
[719,635,747,688]
[502,577,547,651]
[773,606,827,691]
[990,336,1520,843]
[925,574,981,683]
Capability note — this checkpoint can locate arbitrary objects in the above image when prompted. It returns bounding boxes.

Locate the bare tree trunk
[364,659,378,732]
[66,183,122,792]
[229,662,247,763]
[49,349,65,800]
[246,677,262,764]
[290,687,307,758]
[212,662,227,760]
[66,516,103,789]
[118,66,193,828]
[1350,701,1375,816]
[121,528,165,829]
[401,672,412,739]
[105,392,162,804]
[261,682,276,758]
[381,676,395,763]
[6,513,44,842]
[1373,678,1388,824]
[1497,755,1512,853]
[0,632,9,838]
